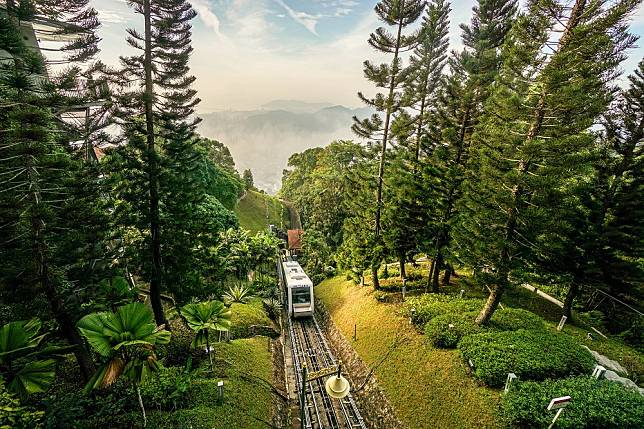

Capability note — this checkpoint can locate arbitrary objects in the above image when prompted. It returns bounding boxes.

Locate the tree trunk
[136,384,147,427]
[205,329,214,373]
[426,257,436,292]
[373,14,405,291]
[431,253,442,293]
[371,266,380,290]
[442,263,451,285]
[42,273,96,380]
[563,281,580,320]
[399,254,406,280]
[143,0,166,327]
[33,212,95,381]
[475,278,505,326]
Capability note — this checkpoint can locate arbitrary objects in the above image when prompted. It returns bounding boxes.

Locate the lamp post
[299,360,351,429]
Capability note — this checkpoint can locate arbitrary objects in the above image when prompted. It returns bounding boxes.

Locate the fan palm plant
[77,302,171,427]
[180,300,232,373]
[0,318,56,400]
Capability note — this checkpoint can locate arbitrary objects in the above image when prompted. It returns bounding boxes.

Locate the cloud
[273,0,323,35]
[191,0,222,37]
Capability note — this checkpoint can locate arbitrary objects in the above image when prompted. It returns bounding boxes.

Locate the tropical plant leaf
[77,312,113,357]
[102,357,125,387]
[8,359,55,399]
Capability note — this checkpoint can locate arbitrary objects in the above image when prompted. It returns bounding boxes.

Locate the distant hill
[198,101,371,193]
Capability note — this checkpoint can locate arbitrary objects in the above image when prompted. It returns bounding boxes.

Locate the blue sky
[92,0,644,112]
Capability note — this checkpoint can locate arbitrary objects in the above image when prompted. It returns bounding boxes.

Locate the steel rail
[300,319,341,428]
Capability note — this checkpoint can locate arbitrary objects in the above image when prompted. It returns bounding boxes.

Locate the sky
[92,0,644,113]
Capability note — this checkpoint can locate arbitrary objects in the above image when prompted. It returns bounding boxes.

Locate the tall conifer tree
[116,0,200,325]
[425,0,517,291]
[0,0,102,379]
[353,0,425,289]
[456,0,639,325]
[537,61,644,324]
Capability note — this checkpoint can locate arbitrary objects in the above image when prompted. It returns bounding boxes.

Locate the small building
[287,229,304,253]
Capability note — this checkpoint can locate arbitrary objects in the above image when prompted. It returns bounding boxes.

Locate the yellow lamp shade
[325,375,350,399]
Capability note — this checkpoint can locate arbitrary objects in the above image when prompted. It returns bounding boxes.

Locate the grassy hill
[234,190,289,234]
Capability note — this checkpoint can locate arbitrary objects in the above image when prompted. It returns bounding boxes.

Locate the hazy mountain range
[198,100,371,193]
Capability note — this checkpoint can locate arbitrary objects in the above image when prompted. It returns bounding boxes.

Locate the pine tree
[0,0,102,380]
[116,0,200,325]
[352,0,425,289]
[538,61,644,325]
[405,0,450,161]
[456,0,639,325]
[425,0,517,292]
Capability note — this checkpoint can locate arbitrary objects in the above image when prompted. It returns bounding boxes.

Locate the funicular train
[278,256,314,318]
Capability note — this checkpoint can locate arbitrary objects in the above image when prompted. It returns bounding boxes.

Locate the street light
[325,361,350,399]
[299,360,351,428]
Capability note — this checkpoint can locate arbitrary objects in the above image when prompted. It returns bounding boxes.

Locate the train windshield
[292,288,310,304]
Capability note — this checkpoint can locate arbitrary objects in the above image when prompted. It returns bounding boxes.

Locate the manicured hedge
[489,308,545,331]
[501,376,644,429]
[404,294,485,326]
[458,329,595,387]
[229,299,273,339]
[424,312,482,348]
[425,307,546,349]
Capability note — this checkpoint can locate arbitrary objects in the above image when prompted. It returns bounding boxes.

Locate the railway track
[289,317,366,429]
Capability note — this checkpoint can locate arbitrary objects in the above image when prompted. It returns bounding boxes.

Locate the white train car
[282,260,314,318]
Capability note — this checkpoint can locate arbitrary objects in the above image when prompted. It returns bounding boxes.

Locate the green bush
[489,308,546,331]
[424,312,482,348]
[458,329,595,387]
[424,308,547,349]
[159,319,206,367]
[229,299,273,339]
[501,376,644,429]
[43,381,137,429]
[404,294,485,326]
[140,366,193,411]
[0,380,43,429]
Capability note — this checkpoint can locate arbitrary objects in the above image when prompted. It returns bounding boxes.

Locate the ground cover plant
[403,294,486,326]
[501,376,644,429]
[424,303,547,348]
[458,329,596,387]
[317,276,500,429]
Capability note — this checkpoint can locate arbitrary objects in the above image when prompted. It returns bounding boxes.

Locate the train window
[292,288,310,304]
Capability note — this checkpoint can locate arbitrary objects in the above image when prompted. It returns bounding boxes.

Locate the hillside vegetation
[234,190,289,234]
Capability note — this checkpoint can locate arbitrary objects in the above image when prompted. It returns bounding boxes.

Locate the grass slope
[234,190,289,234]
[316,276,501,429]
[148,337,273,428]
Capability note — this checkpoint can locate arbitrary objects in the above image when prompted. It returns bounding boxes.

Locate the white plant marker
[591,365,606,379]
[504,373,517,393]
[547,396,571,429]
[217,380,224,403]
[557,315,567,331]
[459,289,465,298]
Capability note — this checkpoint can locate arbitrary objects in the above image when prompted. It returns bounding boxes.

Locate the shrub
[159,319,206,367]
[0,380,43,429]
[229,299,273,339]
[458,329,595,387]
[43,381,137,429]
[501,376,644,429]
[140,366,193,411]
[425,311,482,348]
[489,308,546,331]
[403,294,485,326]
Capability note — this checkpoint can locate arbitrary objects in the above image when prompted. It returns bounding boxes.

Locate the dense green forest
[281,0,644,340]
[1,0,643,427]
[0,0,282,426]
